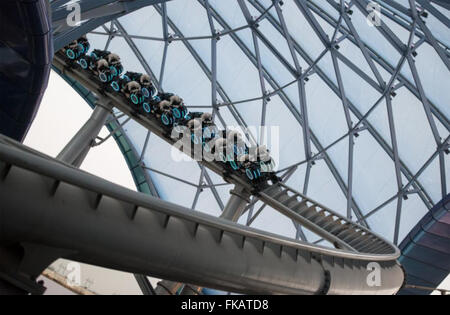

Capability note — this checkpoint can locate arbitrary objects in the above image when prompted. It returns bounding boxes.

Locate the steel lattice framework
[52,0,449,248]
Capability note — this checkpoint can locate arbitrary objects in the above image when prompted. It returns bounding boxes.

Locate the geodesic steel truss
[60,0,449,246]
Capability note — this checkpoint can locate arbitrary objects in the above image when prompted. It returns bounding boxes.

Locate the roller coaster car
[201,113,218,140]
[228,145,274,186]
[183,111,203,122]
[155,100,175,128]
[110,74,130,93]
[80,49,107,71]
[65,42,280,188]
[90,58,110,77]
[98,53,123,84]
[228,130,249,158]
[130,73,158,100]
[134,73,158,99]
[252,145,275,171]
[63,36,90,61]
[168,95,188,120]
[122,81,141,106]
[186,112,217,142]
[158,92,175,102]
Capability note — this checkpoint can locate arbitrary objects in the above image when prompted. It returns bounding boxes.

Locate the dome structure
[77,0,448,247]
[0,0,443,295]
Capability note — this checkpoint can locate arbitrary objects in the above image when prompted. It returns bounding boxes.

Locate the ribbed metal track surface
[260,184,399,256]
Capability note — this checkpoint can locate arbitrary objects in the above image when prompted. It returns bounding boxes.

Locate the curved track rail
[0,135,404,294]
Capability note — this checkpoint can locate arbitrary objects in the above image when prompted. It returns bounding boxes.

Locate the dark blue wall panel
[398,194,450,295]
[0,0,53,141]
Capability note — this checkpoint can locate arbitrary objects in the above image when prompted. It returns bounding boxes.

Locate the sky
[23,70,449,295]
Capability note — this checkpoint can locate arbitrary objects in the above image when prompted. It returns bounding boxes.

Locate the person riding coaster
[81,49,107,72]
[244,145,276,183]
[65,42,279,186]
[139,74,157,99]
[89,58,110,78]
[77,36,90,53]
[168,95,188,120]
[208,133,245,176]
[200,113,218,141]
[155,100,175,128]
[98,53,123,83]
[122,72,158,100]
[186,112,218,147]
[121,80,151,114]
[81,50,122,83]
[63,36,90,62]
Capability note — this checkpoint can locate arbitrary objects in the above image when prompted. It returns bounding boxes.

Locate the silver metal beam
[220,186,251,222]
[57,102,111,166]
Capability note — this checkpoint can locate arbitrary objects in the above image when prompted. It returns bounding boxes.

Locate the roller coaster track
[0,135,404,295]
[0,55,407,294]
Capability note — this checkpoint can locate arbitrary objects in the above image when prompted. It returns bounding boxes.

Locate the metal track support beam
[57,102,111,166]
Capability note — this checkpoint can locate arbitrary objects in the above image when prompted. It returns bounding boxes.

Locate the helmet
[187,119,202,131]
[126,81,141,95]
[213,138,227,153]
[227,130,242,143]
[169,95,183,105]
[238,154,250,163]
[256,145,271,162]
[201,112,213,125]
[68,40,78,49]
[158,100,172,112]
[97,59,109,70]
[140,74,151,86]
[108,53,121,65]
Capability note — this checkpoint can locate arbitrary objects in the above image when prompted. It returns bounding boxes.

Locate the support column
[57,102,111,166]
[57,101,159,296]
[220,186,251,221]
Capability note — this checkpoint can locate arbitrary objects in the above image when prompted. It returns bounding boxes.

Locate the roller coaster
[59,36,279,190]
[11,36,405,295]
[0,0,448,296]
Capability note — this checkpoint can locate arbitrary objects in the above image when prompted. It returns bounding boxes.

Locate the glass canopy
[84,0,449,246]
